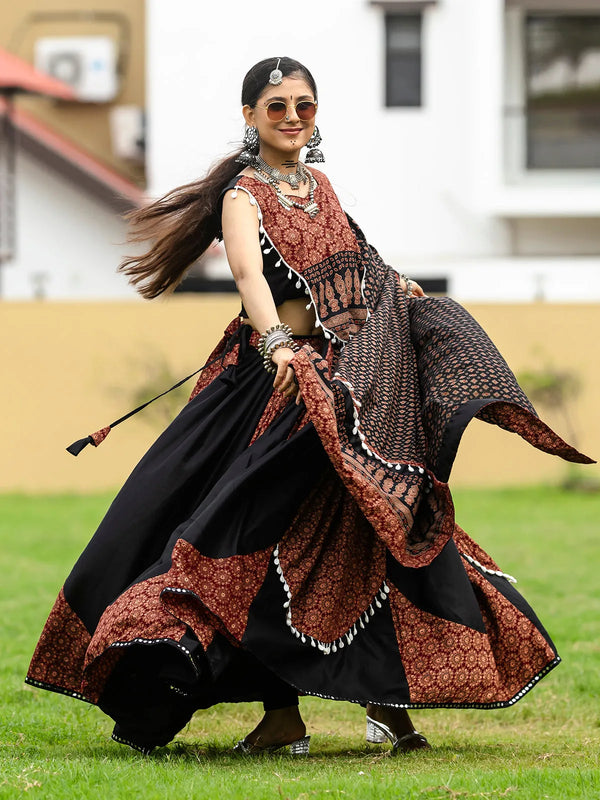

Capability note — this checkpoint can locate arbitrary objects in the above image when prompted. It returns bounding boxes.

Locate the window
[525,15,600,169]
[385,13,422,107]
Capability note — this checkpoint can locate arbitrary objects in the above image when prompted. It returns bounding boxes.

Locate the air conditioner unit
[34,36,119,103]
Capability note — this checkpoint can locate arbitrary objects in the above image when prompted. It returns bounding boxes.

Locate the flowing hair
[119,57,318,299]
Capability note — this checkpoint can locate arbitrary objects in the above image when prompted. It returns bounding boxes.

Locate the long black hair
[119,57,318,299]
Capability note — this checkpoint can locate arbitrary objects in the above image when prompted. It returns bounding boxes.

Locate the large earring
[304,125,325,163]
[235,125,260,166]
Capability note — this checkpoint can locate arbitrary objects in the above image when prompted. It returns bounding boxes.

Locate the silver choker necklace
[254,163,320,218]
[253,158,320,218]
[255,154,307,190]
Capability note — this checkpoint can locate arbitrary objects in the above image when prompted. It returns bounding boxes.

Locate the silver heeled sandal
[366,716,429,752]
[233,734,310,756]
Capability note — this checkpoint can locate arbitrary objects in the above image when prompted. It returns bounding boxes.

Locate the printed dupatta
[232,170,593,568]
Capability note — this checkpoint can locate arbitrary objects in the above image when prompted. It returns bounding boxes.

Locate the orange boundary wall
[1,297,598,492]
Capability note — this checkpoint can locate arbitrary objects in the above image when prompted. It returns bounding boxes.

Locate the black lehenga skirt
[27,323,560,753]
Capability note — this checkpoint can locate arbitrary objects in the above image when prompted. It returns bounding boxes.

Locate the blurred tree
[518,364,580,446]
[110,351,190,431]
[518,363,597,490]
[528,17,600,78]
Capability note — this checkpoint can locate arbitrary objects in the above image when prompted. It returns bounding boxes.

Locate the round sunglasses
[263,100,318,122]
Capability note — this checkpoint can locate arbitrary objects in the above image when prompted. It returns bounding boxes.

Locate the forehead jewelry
[269,58,283,86]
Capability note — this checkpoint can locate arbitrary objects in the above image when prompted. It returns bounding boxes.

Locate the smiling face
[243,74,317,163]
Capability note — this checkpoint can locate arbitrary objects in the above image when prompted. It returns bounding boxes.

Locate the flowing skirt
[27,323,559,753]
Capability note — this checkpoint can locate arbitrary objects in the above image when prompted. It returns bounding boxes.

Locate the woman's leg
[236,659,306,750]
[241,706,306,750]
[262,677,300,713]
[366,703,429,752]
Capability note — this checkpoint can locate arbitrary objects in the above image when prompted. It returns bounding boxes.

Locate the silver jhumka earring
[304,125,325,163]
[235,125,260,166]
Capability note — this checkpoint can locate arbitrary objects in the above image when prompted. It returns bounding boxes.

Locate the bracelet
[263,329,292,357]
[257,323,298,373]
[270,340,296,354]
[258,323,292,358]
[400,273,414,296]
[263,338,297,373]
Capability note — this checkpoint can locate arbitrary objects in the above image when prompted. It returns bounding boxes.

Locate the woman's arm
[221,190,301,402]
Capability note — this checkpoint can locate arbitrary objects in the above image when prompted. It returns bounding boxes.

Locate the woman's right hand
[272,347,302,405]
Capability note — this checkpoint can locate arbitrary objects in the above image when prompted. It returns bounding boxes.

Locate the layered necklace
[253,156,320,218]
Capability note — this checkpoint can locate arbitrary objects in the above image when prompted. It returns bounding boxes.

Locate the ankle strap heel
[366,715,430,753]
[289,735,311,755]
[366,718,387,744]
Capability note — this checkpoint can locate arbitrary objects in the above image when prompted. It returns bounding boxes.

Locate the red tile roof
[0,46,75,98]
[1,97,145,210]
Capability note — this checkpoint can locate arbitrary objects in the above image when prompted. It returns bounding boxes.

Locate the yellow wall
[1,0,146,186]
[1,298,598,493]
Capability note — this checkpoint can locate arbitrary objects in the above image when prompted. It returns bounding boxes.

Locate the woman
[26,57,592,756]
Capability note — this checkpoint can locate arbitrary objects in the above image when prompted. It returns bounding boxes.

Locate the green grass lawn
[0,488,599,799]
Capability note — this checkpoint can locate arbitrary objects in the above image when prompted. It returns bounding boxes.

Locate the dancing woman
[26,57,592,755]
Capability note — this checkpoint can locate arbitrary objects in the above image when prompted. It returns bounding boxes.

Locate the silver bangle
[257,323,297,374]
[264,330,290,351]
[263,338,297,374]
[400,273,413,296]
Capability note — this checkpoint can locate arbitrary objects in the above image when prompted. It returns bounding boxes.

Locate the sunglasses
[263,100,318,122]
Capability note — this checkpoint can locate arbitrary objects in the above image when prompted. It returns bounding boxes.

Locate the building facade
[2,0,598,300]
[147,0,600,302]
[0,0,145,300]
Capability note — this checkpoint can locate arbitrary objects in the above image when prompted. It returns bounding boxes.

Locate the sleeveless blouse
[220,169,368,340]
[219,176,306,318]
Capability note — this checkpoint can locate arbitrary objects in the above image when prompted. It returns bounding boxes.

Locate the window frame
[384,11,424,108]
[504,5,600,184]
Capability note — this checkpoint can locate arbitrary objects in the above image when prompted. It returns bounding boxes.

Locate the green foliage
[529,85,600,109]
[109,352,191,431]
[517,365,598,491]
[0,489,598,798]
[517,366,580,413]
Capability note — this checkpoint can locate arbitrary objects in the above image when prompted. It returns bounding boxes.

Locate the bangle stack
[258,323,298,373]
[400,273,414,296]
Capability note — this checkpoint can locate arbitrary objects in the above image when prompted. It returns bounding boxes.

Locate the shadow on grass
[69,739,526,764]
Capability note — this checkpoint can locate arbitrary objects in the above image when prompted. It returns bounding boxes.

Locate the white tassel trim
[333,374,432,488]
[462,553,517,584]
[360,248,372,321]
[231,186,344,344]
[273,546,390,655]
[232,185,370,344]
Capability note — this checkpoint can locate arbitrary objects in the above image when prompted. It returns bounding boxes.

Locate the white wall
[3,149,139,300]
[146,0,509,259]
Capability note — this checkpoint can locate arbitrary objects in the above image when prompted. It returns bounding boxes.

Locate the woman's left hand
[409,280,426,297]
[400,276,426,297]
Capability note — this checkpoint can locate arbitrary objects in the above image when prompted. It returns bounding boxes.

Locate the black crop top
[218,175,307,318]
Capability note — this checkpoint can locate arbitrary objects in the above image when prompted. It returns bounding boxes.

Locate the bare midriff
[243,297,320,336]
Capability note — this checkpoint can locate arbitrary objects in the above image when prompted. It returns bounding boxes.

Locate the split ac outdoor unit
[34,36,119,103]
